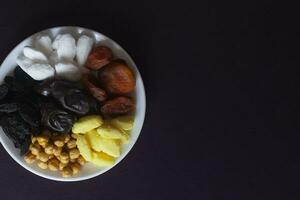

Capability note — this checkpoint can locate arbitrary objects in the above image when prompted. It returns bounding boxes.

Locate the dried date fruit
[85,46,112,70]
[0,84,9,100]
[4,76,27,92]
[0,113,31,153]
[35,79,54,96]
[50,80,90,115]
[82,75,107,102]
[0,103,19,113]
[19,103,40,127]
[98,59,135,94]
[41,103,76,133]
[101,97,135,116]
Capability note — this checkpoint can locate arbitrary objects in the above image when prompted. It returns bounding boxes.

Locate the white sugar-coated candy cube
[23,46,48,63]
[76,35,94,66]
[55,34,76,61]
[52,34,62,50]
[27,63,55,80]
[35,35,53,56]
[55,62,81,81]
[16,54,33,71]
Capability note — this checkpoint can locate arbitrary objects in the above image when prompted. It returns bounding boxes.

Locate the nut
[85,46,112,70]
[69,148,80,160]
[77,155,86,165]
[98,59,135,94]
[67,139,77,149]
[44,143,54,155]
[48,158,59,171]
[37,161,48,169]
[24,152,36,164]
[30,143,41,156]
[39,152,49,162]
[61,166,73,177]
[59,162,67,171]
[36,135,49,145]
[71,133,78,139]
[53,146,62,157]
[101,96,135,116]
[54,140,64,148]
[70,163,81,175]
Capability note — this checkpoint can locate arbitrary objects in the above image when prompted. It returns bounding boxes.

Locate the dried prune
[85,46,113,70]
[51,81,90,115]
[63,90,90,115]
[0,113,31,152]
[35,79,54,96]
[20,136,31,156]
[98,59,135,95]
[0,84,9,100]
[0,103,19,113]
[4,76,25,92]
[41,103,76,133]
[101,96,135,116]
[82,75,107,102]
[19,103,40,127]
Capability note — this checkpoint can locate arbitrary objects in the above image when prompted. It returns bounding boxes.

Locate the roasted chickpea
[44,143,54,155]
[24,152,36,164]
[48,158,59,171]
[63,134,71,143]
[69,149,80,160]
[54,140,64,148]
[67,139,77,149]
[77,155,86,165]
[30,143,41,156]
[31,136,37,144]
[53,146,62,157]
[70,163,81,175]
[71,133,78,139]
[39,152,49,162]
[39,141,47,148]
[70,159,76,163]
[61,166,73,177]
[37,161,48,169]
[36,135,49,145]
[59,162,67,171]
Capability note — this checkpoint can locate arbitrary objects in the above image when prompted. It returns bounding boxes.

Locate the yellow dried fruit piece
[86,129,102,152]
[76,135,92,161]
[110,116,134,131]
[91,151,115,167]
[97,125,128,142]
[72,115,103,134]
[87,128,120,157]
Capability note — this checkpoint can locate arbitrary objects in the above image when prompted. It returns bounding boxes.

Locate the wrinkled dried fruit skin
[85,46,113,70]
[19,103,40,127]
[98,60,136,94]
[4,76,25,92]
[101,97,135,116]
[82,75,107,102]
[35,79,55,96]
[63,90,90,114]
[41,103,76,133]
[0,113,31,154]
[0,103,19,113]
[0,84,9,100]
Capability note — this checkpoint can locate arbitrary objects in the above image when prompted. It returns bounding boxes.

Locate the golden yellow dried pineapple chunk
[76,135,92,161]
[72,115,103,134]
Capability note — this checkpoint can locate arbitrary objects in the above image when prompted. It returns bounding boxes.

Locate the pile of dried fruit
[0,32,136,177]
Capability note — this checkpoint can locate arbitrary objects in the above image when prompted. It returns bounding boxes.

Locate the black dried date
[0,84,9,100]
[41,103,76,133]
[0,103,19,113]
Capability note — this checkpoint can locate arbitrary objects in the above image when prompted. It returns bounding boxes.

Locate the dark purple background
[1,0,300,199]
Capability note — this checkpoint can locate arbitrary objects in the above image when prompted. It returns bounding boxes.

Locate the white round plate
[0,26,146,182]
